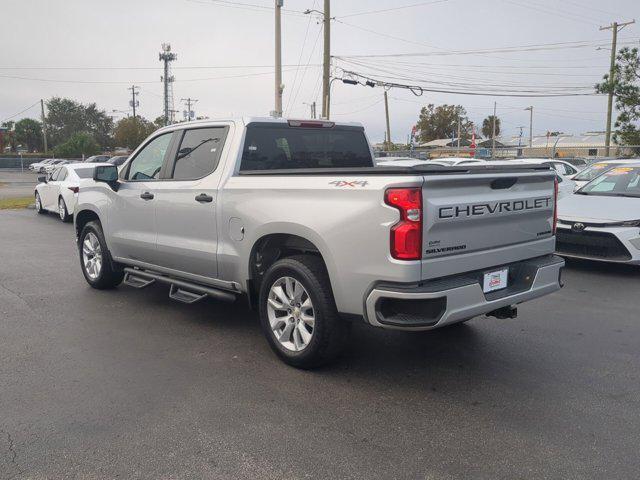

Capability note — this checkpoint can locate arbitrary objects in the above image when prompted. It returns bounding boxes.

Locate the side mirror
[93,165,120,191]
[38,176,47,183]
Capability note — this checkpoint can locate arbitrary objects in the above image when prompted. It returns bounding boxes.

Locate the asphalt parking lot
[1,208,639,479]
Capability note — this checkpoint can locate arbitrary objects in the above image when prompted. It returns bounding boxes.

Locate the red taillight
[553,177,558,235]
[68,186,79,194]
[385,188,422,260]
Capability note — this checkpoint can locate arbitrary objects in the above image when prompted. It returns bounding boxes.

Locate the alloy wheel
[82,232,103,280]
[266,276,315,352]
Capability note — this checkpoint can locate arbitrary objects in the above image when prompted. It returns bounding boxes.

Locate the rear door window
[169,127,228,180]
[240,124,373,171]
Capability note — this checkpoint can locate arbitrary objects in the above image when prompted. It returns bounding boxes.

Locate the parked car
[556,173,577,199]
[509,158,581,180]
[35,163,111,222]
[571,159,639,189]
[43,159,70,174]
[557,163,640,264]
[377,157,486,167]
[108,155,129,167]
[83,155,112,163]
[75,117,563,368]
[29,158,56,173]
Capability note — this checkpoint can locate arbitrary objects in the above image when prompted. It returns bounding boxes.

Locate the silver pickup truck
[75,117,564,368]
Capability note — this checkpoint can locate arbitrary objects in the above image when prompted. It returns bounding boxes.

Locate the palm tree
[482,115,501,138]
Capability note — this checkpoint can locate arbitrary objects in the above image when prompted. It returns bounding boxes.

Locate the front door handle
[195,193,213,203]
[140,191,154,200]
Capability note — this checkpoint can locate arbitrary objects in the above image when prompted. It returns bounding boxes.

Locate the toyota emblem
[572,222,586,232]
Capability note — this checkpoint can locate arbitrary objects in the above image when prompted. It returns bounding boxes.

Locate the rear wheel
[79,221,123,289]
[259,255,350,369]
[58,197,71,223]
[35,192,45,214]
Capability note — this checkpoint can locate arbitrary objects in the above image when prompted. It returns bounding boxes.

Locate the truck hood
[558,193,639,222]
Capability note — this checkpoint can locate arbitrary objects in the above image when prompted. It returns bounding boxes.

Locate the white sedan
[557,163,640,264]
[34,163,111,222]
[570,159,639,190]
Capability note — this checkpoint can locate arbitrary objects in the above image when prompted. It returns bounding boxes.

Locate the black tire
[78,220,124,289]
[35,192,46,214]
[58,197,72,223]
[258,255,351,369]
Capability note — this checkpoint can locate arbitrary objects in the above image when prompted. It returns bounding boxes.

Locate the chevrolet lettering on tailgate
[438,197,552,219]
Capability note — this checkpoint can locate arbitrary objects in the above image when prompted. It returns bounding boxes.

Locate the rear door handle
[140,192,154,200]
[195,193,213,203]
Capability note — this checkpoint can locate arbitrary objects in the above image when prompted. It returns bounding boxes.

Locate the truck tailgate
[421,169,556,278]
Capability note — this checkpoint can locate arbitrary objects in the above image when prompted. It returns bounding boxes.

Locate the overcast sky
[1,0,638,143]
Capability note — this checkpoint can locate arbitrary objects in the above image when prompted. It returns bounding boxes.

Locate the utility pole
[303,101,316,118]
[181,98,198,121]
[159,43,177,126]
[322,0,331,119]
[456,116,461,152]
[525,106,533,148]
[384,90,391,151]
[40,99,48,154]
[491,101,497,158]
[274,0,284,117]
[600,20,635,156]
[128,85,140,119]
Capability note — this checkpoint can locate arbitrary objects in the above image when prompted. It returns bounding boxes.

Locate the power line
[288,24,323,117]
[338,0,449,19]
[0,101,40,123]
[335,38,640,59]
[285,0,316,116]
[185,0,307,16]
[0,67,319,85]
[0,63,323,70]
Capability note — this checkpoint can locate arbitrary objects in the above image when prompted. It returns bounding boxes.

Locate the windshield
[573,163,613,181]
[578,167,640,197]
[240,124,373,171]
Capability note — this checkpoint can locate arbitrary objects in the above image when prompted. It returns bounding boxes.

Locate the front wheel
[58,197,71,223]
[79,221,124,289]
[259,255,350,369]
[35,192,45,214]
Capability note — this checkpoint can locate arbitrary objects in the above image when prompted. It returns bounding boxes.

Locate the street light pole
[525,106,533,148]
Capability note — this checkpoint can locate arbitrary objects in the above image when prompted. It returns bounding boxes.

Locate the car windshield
[572,163,613,181]
[578,167,640,197]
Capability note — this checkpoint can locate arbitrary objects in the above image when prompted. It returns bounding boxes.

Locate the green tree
[0,121,17,152]
[14,118,43,152]
[45,97,114,149]
[153,116,166,129]
[415,104,472,143]
[53,132,100,158]
[596,47,640,146]
[114,116,157,150]
[481,115,501,138]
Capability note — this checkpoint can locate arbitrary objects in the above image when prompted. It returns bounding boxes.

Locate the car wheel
[79,221,124,289]
[58,197,71,223]
[259,255,351,369]
[35,192,45,214]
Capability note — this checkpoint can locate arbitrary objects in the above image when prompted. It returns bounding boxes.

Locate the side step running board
[169,285,207,304]
[124,272,156,289]
[123,267,236,303]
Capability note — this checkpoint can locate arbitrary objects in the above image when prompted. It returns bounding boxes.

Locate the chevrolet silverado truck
[74,117,564,368]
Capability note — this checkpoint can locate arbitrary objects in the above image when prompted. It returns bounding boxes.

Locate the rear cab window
[239,122,373,171]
